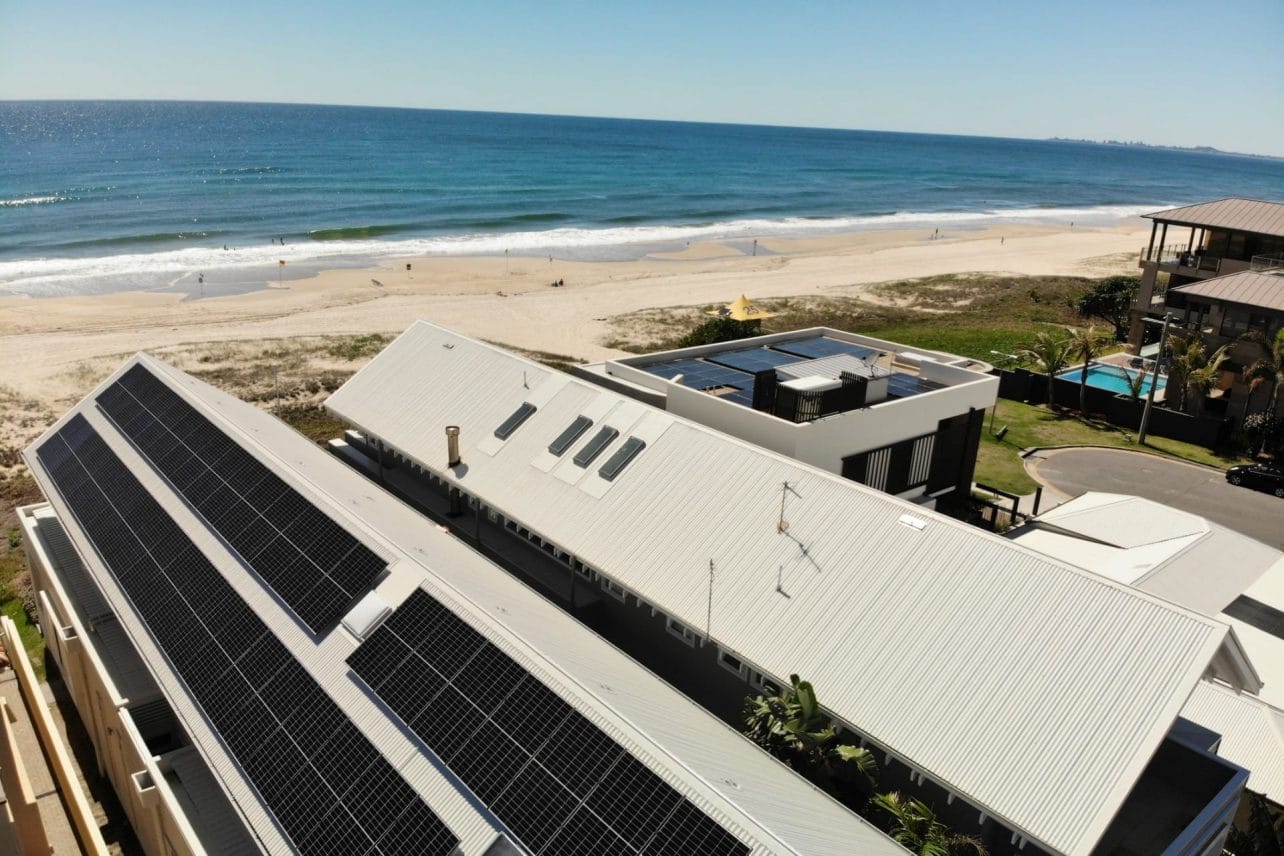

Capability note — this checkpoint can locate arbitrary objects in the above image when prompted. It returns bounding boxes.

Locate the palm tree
[870,792,988,856]
[1064,325,1112,416]
[1165,334,1230,414]
[742,674,877,786]
[1016,330,1071,408]
[1240,329,1284,423]
[1224,791,1284,856]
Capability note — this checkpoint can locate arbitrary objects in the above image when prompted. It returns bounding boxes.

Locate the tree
[677,316,763,348]
[1241,329,1284,424]
[1017,330,1071,407]
[1065,325,1112,416]
[870,792,987,856]
[742,674,877,786]
[1224,791,1284,856]
[1077,275,1139,341]
[1165,334,1229,414]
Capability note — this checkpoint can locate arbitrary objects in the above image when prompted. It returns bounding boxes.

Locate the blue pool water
[1058,364,1166,396]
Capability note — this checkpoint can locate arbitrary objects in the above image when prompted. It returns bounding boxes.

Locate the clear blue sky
[3,0,1282,156]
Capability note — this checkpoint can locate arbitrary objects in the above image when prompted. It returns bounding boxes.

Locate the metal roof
[1181,682,1284,805]
[24,353,899,856]
[1011,492,1284,616]
[1145,198,1284,237]
[1168,270,1284,313]
[327,321,1246,856]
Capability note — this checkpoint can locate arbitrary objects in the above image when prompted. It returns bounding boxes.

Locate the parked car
[1226,464,1284,498]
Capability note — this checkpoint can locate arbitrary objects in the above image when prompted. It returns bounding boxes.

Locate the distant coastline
[1047,137,1283,161]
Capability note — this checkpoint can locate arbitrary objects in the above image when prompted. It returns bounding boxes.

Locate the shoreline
[0,220,1148,455]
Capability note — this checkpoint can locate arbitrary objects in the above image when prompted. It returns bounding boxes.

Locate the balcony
[1138,247,1252,278]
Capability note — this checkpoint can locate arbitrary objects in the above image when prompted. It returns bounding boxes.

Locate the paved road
[1028,447,1283,549]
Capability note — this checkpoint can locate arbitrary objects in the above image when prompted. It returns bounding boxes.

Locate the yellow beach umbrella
[709,294,775,322]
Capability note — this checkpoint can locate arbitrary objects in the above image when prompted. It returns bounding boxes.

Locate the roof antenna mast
[778,480,801,533]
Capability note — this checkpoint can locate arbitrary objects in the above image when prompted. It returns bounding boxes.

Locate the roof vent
[446,425,461,467]
[898,514,927,531]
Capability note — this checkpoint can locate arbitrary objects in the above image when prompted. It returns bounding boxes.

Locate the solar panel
[35,415,458,856]
[770,336,879,361]
[705,347,805,375]
[886,373,947,398]
[1224,596,1284,639]
[95,364,383,633]
[495,402,537,440]
[548,416,594,456]
[348,589,749,856]
[572,426,619,468]
[598,437,646,482]
[639,359,756,406]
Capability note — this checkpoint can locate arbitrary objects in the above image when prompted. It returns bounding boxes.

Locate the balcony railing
[1139,246,1223,273]
[1250,254,1284,272]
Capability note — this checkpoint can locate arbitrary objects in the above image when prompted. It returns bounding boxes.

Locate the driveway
[1026,447,1283,549]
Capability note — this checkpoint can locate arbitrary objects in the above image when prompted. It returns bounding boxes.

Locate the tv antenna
[777,480,802,533]
[776,564,791,598]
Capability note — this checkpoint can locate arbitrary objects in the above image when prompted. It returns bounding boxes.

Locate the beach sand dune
[0,222,1148,460]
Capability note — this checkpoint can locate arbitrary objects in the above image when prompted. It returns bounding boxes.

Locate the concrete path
[1024,447,1283,549]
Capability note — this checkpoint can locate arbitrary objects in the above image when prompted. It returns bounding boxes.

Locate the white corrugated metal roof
[1168,270,1284,313]
[1012,493,1282,616]
[1181,681,1284,805]
[326,321,1243,856]
[1146,198,1284,237]
[23,353,901,856]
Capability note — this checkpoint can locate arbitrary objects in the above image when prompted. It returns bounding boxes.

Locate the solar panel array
[770,337,879,361]
[640,359,755,406]
[96,363,383,633]
[886,374,947,398]
[349,589,750,856]
[705,347,805,375]
[36,415,458,856]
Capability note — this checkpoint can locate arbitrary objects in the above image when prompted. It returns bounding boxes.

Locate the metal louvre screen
[863,447,891,491]
[909,434,935,488]
[96,364,384,633]
[348,589,750,856]
[35,415,458,856]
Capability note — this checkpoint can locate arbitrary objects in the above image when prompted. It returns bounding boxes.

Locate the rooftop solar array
[770,337,879,361]
[638,336,943,414]
[349,588,750,856]
[705,347,805,375]
[96,363,384,633]
[36,415,458,856]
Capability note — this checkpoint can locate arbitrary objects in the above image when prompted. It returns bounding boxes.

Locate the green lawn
[976,399,1251,494]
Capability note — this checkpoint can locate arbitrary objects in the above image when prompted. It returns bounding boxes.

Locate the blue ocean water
[2,100,1282,296]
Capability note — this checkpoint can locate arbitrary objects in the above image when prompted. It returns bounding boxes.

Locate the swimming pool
[1057,364,1166,396]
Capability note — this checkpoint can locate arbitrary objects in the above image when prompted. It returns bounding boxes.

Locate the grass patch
[975,399,1251,494]
[276,404,351,446]
[1,470,44,679]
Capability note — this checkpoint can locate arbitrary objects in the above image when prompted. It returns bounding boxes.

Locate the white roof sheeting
[1012,493,1284,615]
[24,353,900,856]
[327,321,1243,856]
[1182,682,1284,805]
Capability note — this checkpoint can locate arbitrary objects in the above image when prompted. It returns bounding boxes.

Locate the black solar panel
[1224,595,1284,639]
[705,347,805,375]
[95,364,384,633]
[35,415,458,856]
[639,359,755,406]
[769,336,879,361]
[348,589,749,856]
[886,373,947,398]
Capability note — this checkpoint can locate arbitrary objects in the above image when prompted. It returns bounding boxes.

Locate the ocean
[2,100,1282,297]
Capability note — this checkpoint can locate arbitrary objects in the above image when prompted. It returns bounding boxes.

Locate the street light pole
[1137,313,1172,446]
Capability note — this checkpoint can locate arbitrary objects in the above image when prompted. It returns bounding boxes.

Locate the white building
[21,354,906,856]
[574,328,998,502]
[326,320,1261,856]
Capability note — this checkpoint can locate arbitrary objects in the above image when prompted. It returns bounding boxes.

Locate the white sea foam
[0,204,1151,297]
[0,195,70,208]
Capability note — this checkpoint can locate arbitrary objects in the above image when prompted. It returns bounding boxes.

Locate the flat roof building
[327,320,1261,856]
[574,328,997,503]
[21,354,905,856]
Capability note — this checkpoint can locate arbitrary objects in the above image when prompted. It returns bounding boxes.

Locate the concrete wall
[20,506,206,856]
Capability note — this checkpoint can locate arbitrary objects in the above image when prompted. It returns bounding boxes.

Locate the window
[598,437,646,481]
[549,416,593,456]
[494,402,537,440]
[601,578,626,602]
[573,426,619,467]
[666,617,698,647]
[717,649,747,678]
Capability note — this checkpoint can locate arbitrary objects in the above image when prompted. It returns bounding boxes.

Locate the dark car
[1226,464,1284,498]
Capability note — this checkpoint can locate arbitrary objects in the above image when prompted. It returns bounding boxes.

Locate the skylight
[573,426,618,467]
[549,416,593,456]
[598,437,646,481]
[494,402,537,440]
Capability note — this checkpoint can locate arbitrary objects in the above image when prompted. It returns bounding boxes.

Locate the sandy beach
[0,221,1148,457]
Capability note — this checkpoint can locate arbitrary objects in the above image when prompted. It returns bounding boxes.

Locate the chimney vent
[446,425,461,467]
